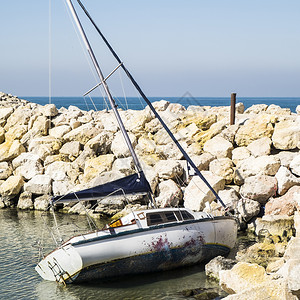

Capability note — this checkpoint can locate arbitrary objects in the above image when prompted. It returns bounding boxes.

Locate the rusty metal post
[230,93,236,125]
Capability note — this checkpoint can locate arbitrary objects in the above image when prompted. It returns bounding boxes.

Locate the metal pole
[230,93,236,125]
[65,0,143,173]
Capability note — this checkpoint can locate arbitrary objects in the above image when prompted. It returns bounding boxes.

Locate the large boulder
[111,131,137,158]
[272,119,300,150]
[17,191,33,210]
[220,262,296,299]
[205,256,237,281]
[0,162,13,180]
[0,175,24,197]
[290,155,300,176]
[246,137,272,157]
[275,166,300,195]
[154,160,183,180]
[155,179,183,207]
[12,152,44,180]
[203,136,233,158]
[265,186,300,216]
[0,140,26,162]
[184,171,225,211]
[24,175,52,195]
[209,158,234,184]
[235,114,275,146]
[240,174,277,204]
[237,198,261,222]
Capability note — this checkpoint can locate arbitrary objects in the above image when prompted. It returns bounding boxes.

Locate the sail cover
[52,171,151,204]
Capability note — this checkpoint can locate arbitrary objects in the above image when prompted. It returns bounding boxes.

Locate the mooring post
[230,93,236,125]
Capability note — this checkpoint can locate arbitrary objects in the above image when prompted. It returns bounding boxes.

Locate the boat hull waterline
[36,216,237,283]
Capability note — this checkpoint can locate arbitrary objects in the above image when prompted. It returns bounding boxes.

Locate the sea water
[0,209,224,300]
[22,96,299,113]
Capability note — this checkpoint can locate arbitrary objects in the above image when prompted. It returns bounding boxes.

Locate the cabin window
[174,210,194,221]
[147,213,163,225]
[165,212,177,222]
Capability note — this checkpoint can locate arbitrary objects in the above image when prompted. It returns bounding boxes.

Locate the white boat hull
[36,216,237,283]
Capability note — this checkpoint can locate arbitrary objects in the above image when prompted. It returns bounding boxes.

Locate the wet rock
[205,255,237,281]
[253,215,295,238]
[17,191,33,210]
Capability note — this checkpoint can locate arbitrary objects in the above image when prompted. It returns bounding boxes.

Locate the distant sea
[22,96,299,113]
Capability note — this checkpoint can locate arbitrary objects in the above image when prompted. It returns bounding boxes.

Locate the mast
[76,0,227,210]
[65,0,143,174]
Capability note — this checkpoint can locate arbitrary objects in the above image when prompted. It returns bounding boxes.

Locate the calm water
[0,209,224,300]
[22,96,299,113]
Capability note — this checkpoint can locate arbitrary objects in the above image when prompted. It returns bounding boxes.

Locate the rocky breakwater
[0,91,300,296]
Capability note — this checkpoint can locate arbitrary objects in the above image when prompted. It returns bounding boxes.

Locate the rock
[203,136,233,158]
[290,155,300,176]
[5,124,28,141]
[235,242,276,268]
[0,175,24,197]
[17,191,33,210]
[120,109,151,133]
[89,171,123,188]
[41,103,58,117]
[84,131,113,155]
[95,197,124,215]
[136,136,157,155]
[154,160,183,180]
[275,166,300,195]
[189,153,215,172]
[59,141,81,159]
[272,119,300,150]
[218,188,240,210]
[83,154,115,182]
[155,179,183,207]
[4,105,33,130]
[63,122,102,144]
[254,215,294,238]
[174,123,199,142]
[49,124,71,139]
[112,157,134,176]
[205,256,237,281]
[235,114,275,146]
[12,153,44,180]
[52,180,75,196]
[34,195,51,211]
[231,147,251,166]
[240,174,277,204]
[209,158,234,184]
[219,262,295,300]
[0,162,13,180]
[274,151,298,168]
[24,175,52,195]
[265,186,300,216]
[156,141,186,160]
[246,137,272,157]
[111,131,137,158]
[217,124,239,144]
[277,237,300,297]
[45,161,78,183]
[166,102,186,113]
[237,198,261,222]
[184,171,225,211]
[245,104,268,114]
[0,140,26,162]
[0,107,14,126]
[28,136,62,160]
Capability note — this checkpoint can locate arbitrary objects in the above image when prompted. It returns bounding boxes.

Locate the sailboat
[35,0,238,284]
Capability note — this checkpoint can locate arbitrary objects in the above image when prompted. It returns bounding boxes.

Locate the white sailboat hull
[35,216,237,283]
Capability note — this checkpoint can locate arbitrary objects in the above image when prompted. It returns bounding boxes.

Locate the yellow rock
[0,175,24,196]
[83,154,115,182]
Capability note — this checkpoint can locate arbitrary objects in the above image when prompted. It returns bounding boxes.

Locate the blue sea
[22,96,299,113]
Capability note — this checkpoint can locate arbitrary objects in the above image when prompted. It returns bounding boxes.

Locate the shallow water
[0,209,223,300]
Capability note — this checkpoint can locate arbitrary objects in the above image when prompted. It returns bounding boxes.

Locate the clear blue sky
[1,0,299,97]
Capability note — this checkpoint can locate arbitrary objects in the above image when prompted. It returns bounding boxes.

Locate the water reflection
[0,209,221,300]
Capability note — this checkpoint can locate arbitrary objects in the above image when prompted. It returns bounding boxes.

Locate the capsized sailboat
[35,0,238,284]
